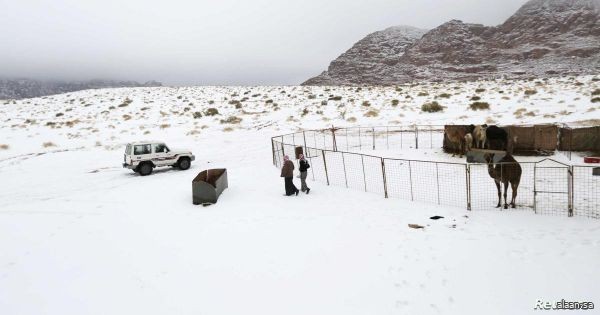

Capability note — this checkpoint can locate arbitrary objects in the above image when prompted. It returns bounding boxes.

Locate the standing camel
[484,153,522,209]
[445,126,468,157]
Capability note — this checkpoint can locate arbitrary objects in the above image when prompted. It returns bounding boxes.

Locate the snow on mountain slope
[1,76,599,315]
[304,0,600,85]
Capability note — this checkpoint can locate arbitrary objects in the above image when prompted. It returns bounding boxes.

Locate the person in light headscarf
[298,154,310,194]
[281,155,299,196]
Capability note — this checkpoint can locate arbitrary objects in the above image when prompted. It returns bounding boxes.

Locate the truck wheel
[138,162,153,176]
[178,157,191,170]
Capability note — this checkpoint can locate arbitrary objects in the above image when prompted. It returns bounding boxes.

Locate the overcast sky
[0,0,528,85]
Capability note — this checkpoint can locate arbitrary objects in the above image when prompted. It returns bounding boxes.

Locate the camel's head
[483,153,494,164]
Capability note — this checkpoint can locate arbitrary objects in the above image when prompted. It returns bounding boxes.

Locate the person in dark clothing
[281,155,299,196]
[298,154,310,194]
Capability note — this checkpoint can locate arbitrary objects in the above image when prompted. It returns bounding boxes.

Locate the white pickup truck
[123,141,195,176]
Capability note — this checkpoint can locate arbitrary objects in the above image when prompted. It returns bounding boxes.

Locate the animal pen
[271,125,600,219]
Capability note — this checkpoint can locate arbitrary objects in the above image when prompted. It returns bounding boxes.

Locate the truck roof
[127,141,165,145]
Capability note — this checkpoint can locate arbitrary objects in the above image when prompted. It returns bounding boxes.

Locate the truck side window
[154,144,166,153]
[134,144,151,155]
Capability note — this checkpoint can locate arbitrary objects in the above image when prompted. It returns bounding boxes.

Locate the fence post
[381,158,388,198]
[342,153,348,188]
[361,155,367,192]
[408,160,414,201]
[322,150,330,186]
[302,131,308,153]
[568,166,574,217]
[331,126,338,152]
[415,125,419,149]
[436,162,440,205]
[372,127,375,150]
[465,164,471,211]
[271,137,276,166]
[533,163,537,213]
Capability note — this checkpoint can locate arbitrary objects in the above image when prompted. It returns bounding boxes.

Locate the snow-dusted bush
[421,101,444,113]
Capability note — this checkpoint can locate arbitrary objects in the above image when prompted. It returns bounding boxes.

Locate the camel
[484,153,522,209]
[464,133,473,152]
[486,125,508,150]
[445,126,468,157]
[473,124,487,148]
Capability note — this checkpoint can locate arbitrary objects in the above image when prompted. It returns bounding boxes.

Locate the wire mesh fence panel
[374,127,388,150]
[273,141,284,168]
[416,126,444,149]
[437,163,468,208]
[469,163,535,211]
[383,159,412,201]
[573,166,600,219]
[409,161,442,204]
[308,149,328,184]
[343,153,368,192]
[360,128,375,151]
[271,128,598,219]
[323,151,347,188]
[533,162,570,216]
[362,155,385,195]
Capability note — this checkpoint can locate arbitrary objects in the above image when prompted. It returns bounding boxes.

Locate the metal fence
[271,127,600,219]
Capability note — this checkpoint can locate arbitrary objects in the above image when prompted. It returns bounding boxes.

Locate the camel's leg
[503,180,509,209]
[494,180,501,208]
[510,181,518,208]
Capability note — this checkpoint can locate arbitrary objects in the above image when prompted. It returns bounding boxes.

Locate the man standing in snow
[298,154,310,194]
[281,155,299,196]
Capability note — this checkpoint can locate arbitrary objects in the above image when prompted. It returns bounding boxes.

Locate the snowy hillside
[1,76,599,315]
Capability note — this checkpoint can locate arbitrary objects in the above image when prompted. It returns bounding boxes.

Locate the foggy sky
[0,0,528,85]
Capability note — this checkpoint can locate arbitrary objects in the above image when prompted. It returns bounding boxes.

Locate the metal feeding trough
[466,148,507,163]
[192,168,228,205]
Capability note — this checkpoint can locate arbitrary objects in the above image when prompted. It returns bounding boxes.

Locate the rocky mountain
[304,0,600,85]
[0,79,162,100]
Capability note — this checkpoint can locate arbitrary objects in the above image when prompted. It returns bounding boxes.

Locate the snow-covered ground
[1,76,599,314]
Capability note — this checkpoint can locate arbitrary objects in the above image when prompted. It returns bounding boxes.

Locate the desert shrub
[140,107,150,111]
[308,95,316,99]
[391,99,399,106]
[220,116,242,124]
[421,101,444,113]
[592,89,600,96]
[470,102,490,110]
[475,88,486,93]
[204,108,219,116]
[364,110,379,117]
[320,100,328,106]
[470,96,481,101]
[42,142,56,148]
[177,95,183,99]
[524,89,537,96]
[301,108,309,117]
[118,98,133,107]
[193,111,203,119]
[122,114,132,121]
[0,144,8,150]
[437,93,451,98]
[395,87,403,92]
[160,124,170,129]
[55,112,64,117]
[329,96,342,101]
[265,99,273,104]
[362,101,371,107]
[592,97,600,103]
[417,92,429,96]
[223,127,234,132]
[346,117,357,122]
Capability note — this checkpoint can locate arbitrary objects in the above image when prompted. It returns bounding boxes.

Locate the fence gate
[533,159,572,216]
